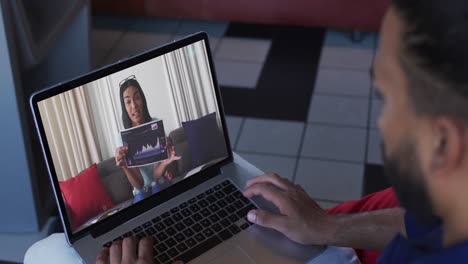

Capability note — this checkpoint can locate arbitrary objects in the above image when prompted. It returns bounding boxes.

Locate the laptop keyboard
[103,180,257,264]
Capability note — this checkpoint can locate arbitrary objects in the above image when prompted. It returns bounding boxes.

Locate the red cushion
[325,187,399,215]
[59,163,115,230]
[325,187,400,264]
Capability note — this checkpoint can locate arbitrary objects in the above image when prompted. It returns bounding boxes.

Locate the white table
[24,233,360,263]
[24,153,360,263]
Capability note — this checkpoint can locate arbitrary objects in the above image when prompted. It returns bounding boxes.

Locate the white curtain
[84,77,123,159]
[162,40,219,124]
[38,86,102,181]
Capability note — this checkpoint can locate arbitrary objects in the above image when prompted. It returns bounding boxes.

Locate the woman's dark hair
[119,78,152,129]
[392,0,468,120]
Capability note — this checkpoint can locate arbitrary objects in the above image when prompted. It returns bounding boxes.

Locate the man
[98,0,468,262]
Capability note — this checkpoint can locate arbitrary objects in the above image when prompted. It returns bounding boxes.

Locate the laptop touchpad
[207,246,256,264]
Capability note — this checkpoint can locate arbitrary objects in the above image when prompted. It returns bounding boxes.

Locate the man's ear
[431,117,465,175]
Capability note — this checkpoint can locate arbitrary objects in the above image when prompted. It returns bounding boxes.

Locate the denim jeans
[132,180,173,203]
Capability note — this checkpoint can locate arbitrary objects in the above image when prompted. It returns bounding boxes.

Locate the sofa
[91,0,391,31]
[96,113,227,205]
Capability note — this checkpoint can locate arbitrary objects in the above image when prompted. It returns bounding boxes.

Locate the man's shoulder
[378,213,468,263]
[404,213,440,239]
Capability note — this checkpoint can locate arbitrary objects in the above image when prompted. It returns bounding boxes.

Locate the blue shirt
[377,213,468,263]
[138,164,154,187]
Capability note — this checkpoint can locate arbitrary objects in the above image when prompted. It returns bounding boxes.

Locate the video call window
[37,40,228,232]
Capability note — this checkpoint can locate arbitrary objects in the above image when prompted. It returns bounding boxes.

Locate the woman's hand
[164,144,181,165]
[115,146,129,168]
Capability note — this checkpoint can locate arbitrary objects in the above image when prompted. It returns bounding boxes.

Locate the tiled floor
[91,16,386,209]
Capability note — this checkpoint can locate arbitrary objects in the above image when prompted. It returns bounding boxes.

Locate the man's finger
[95,248,109,264]
[138,236,153,261]
[247,209,288,233]
[122,237,137,263]
[246,174,292,191]
[243,182,288,211]
[109,240,122,264]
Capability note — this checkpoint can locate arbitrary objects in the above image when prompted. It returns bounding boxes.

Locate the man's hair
[392,0,468,121]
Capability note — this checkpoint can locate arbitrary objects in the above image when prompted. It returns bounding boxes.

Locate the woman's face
[123,85,144,126]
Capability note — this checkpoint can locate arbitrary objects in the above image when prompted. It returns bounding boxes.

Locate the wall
[0,1,90,262]
[0,0,38,233]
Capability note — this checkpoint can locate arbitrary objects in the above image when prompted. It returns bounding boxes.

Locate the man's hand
[243,174,337,245]
[96,237,152,264]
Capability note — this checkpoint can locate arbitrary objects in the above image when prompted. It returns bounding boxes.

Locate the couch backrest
[97,158,133,205]
[169,127,193,176]
[96,126,202,204]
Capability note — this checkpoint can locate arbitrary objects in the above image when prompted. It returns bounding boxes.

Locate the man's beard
[381,140,442,226]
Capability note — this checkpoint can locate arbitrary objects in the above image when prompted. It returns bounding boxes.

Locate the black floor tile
[220,23,325,122]
[363,164,391,196]
[224,22,281,39]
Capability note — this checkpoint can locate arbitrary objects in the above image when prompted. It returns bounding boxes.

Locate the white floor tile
[237,118,304,156]
[301,125,367,162]
[238,153,297,181]
[295,158,364,201]
[370,99,383,129]
[308,95,369,127]
[216,37,272,63]
[324,30,376,50]
[317,200,341,209]
[314,68,371,97]
[225,116,243,148]
[320,47,374,71]
[215,60,263,89]
[367,129,383,165]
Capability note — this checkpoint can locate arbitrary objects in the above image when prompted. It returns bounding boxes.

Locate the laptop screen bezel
[29,32,234,243]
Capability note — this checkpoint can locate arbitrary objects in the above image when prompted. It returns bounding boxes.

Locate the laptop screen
[36,39,229,233]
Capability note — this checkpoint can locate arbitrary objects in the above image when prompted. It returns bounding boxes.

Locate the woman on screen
[114,75,181,202]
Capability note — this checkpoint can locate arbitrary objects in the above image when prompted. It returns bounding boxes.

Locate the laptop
[30,32,324,263]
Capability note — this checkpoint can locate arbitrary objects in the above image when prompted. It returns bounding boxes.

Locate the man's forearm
[327,207,405,251]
